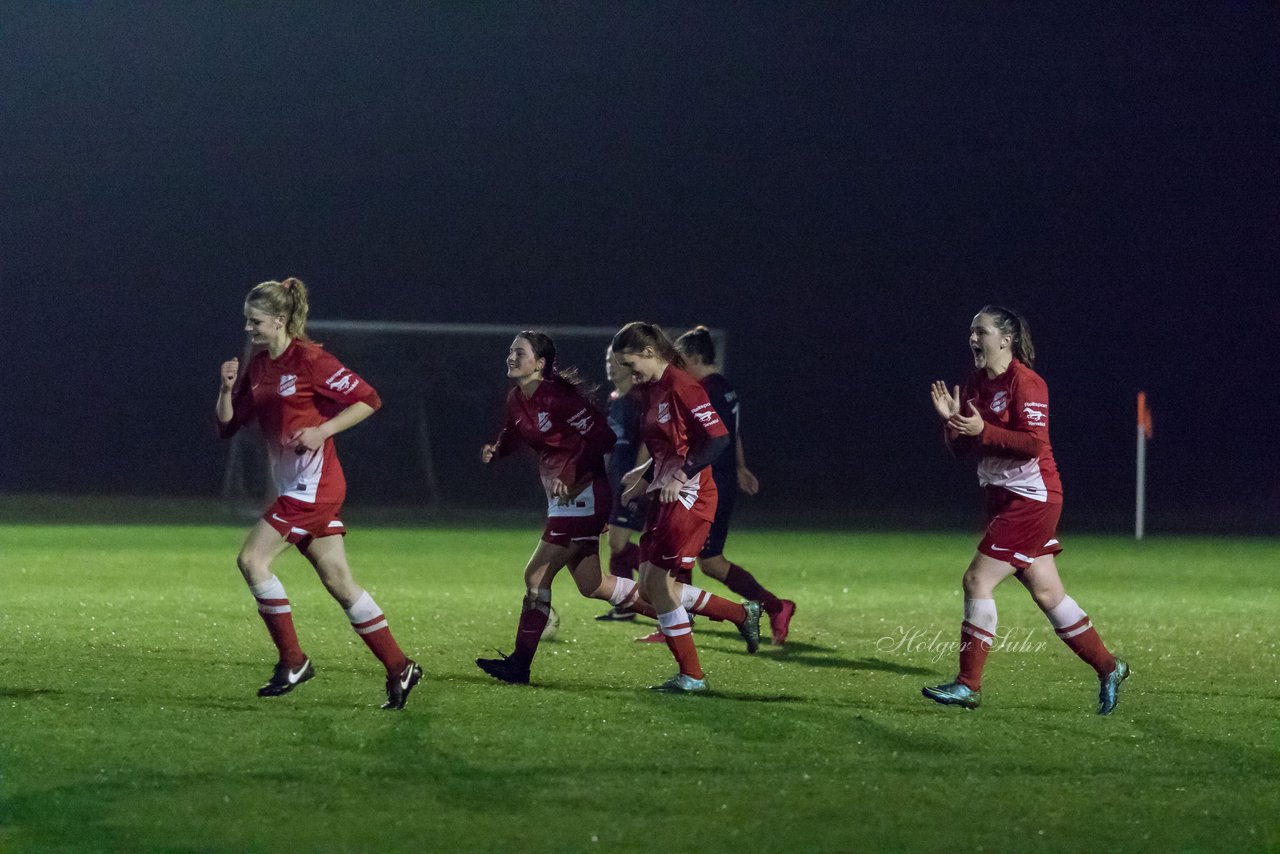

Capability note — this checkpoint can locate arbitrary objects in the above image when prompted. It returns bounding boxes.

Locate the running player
[595,346,650,622]
[474,332,659,685]
[613,322,762,693]
[672,326,795,644]
[923,305,1129,714]
[216,277,422,710]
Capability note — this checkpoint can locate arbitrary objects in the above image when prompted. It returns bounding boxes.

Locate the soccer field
[2,523,1277,852]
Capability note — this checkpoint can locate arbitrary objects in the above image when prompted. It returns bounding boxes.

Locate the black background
[3,4,1277,530]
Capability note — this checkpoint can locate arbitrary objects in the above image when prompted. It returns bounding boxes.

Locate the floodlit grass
[1,524,1277,851]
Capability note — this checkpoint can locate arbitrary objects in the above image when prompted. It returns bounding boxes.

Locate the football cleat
[769,599,797,645]
[595,606,637,622]
[258,658,315,697]
[1096,658,1130,716]
[649,673,708,693]
[381,659,423,710]
[922,680,982,709]
[635,630,666,643]
[475,651,531,685]
[738,600,762,654]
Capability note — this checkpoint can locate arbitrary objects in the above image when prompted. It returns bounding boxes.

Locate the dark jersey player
[595,346,651,622]
[216,277,422,710]
[923,305,1129,714]
[613,322,763,693]
[474,332,659,685]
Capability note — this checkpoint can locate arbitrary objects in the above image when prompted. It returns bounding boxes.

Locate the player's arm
[933,380,976,456]
[483,397,520,464]
[620,445,653,504]
[735,436,760,495]
[292,353,382,451]
[292,401,377,453]
[215,357,253,438]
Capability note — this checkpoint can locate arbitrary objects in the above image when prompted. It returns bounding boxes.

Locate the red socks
[249,575,306,667]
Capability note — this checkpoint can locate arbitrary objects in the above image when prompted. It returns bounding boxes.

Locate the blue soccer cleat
[922,680,981,709]
[1096,658,1130,716]
[649,673,709,693]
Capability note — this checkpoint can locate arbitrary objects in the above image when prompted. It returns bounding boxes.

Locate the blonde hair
[246,277,311,341]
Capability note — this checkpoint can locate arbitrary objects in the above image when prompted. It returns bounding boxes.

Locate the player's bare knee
[236,551,270,583]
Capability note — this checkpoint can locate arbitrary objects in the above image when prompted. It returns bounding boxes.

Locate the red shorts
[639,499,712,575]
[541,478,610,548]
[977,487,1063,570]
[263,495,346,545]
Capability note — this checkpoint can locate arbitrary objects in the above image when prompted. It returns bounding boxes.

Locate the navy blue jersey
[605,388,646,486]
[699,373,740,479]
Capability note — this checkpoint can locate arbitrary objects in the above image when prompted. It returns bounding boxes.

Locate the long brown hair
[611,322,685,369]
[516,330,598,403]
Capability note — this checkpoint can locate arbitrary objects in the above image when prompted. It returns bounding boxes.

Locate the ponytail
[247,277,312,342]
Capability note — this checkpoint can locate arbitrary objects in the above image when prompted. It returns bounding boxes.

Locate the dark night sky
[2,4,1277,530]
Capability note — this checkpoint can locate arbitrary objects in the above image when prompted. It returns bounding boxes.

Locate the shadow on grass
[0,688,58,699]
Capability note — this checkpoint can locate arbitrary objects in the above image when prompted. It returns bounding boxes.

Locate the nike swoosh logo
[548,531,564,537]
[661,553,680,560]
[271,513,288,524]
[989,546,1011,552]
[287,661,309,684]
[399,665,416,690]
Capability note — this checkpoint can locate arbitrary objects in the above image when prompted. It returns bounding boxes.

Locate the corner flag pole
[1135,392,1153,540]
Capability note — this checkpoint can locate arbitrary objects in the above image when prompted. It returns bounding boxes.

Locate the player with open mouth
[923,304,1129,714]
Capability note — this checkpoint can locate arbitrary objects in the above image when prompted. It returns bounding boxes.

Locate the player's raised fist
[480,443,497,464]
[220,358,240,391]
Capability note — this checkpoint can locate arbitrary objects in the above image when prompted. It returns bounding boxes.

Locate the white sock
[962,598,997,645]
[608,576,637,606]
[679,584,711,612]
[249,575,291,614]
[345,590,387,635]
[525,587,552,617]
[657,607,693,637]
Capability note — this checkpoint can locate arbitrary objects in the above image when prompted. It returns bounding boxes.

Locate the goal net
[220,320,726,516]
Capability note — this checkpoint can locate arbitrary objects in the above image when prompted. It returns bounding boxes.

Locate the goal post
[220,320,726,515]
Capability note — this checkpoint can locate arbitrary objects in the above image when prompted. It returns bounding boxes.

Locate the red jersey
[948,358,1062,503]
[491,378,616,499]
[640,364,729,521]
[218,340,382,505]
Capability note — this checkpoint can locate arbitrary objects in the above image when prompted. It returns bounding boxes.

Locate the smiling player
[474,331,659,685]
[216,277,422,710]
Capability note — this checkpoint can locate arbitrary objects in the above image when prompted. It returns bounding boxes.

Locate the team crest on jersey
[990,391,1009,413]
[537,412,552,433]
[657,402,670,424]
[325,368,360,394]
[278,374,298,397]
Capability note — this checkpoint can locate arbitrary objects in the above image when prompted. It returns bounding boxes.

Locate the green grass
[1,524,1277,852]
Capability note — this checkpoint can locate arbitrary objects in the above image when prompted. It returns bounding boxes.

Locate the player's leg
[568,539,658,618]
[1017,554,1128,714]
[477,539,568,684]
[697,552,795,645]
[300,534,422,709]
[597,494,644,621]
[922,552,1018,708]
[237,518,312,695]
